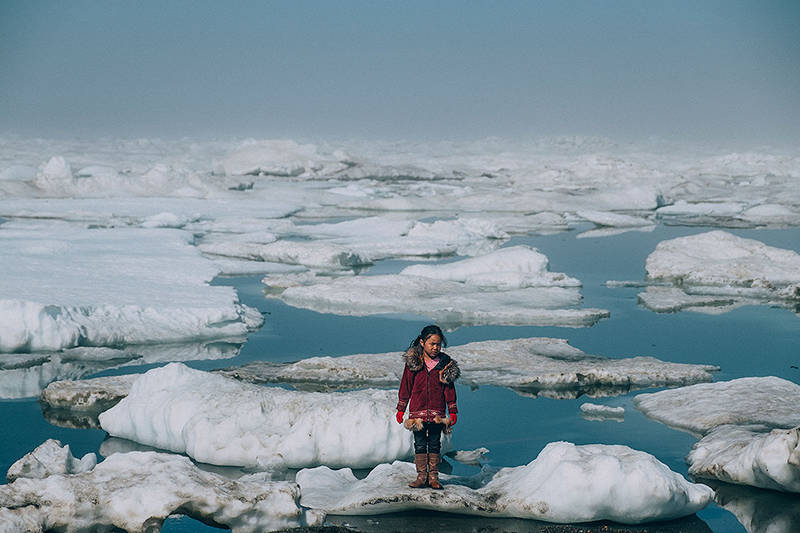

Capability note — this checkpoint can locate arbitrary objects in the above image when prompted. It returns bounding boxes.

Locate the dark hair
[408,324,447,350]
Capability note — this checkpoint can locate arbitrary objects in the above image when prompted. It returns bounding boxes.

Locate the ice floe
[296,442,713,524]
[98,363,420,469]
[634,376,800,436]
[0,226,262,353]
[0,340,243,399]
[614,231,800,315]
[0,441,322,533]
[219,337,717,398]
[266,246,609,328]
[7,439,96,483]
[688,425,800,493]
[635,377,800,492]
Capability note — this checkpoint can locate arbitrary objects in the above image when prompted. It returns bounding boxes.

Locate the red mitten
[396,411,404,424]
[449,413,457,426]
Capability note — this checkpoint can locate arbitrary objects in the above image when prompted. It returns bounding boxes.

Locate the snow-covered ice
[688,425,800,493]
[219,337,717,398]
[266,246,610,328]
[0,226,262,353]
[635,378,800,493]
[296,442,712,524]
[633,377,800,436]
[615,231,800,316]
[645,231,800,291]
[0,441,322,533]
[99,363,422,468]
[0,340,243,399]
[711,479,800,533]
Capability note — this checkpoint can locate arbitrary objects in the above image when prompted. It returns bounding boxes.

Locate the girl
[395,324,460,489]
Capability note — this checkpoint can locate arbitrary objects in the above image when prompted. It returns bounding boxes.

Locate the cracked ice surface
[633,377,800,436]
[0,226,262,353]
[0,440,322,533]
[688,425,800,493]
[98,363,418,469]
[296,442,713,524]
[267,246,609,328]
[220,337,717,398]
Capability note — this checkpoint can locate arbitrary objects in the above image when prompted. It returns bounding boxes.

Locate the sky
[1,1,799,142]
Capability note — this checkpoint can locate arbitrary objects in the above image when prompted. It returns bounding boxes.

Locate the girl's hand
[449,413,457,426]
[396,411,404,424]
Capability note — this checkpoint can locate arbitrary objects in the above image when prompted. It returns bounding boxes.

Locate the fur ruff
[404,415,453,434]
[402,346,461,384]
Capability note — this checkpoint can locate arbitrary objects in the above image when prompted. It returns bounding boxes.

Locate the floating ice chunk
[687,425,800,493]
[657,201,745,218]
[297,442,712,524]
[646,231,800,290]
[0,227,261,353]
[576,225,656,239]
[576,210,654,228]
[219,337,716,398]
[580,403,625,421]
[401,245,578,288]
[636,286,743,314]
[277,274,607,328]
[446,447,489,465]
[42,374,139,414]
[7,439,96,482]
[99,363,417,468]
[0,447,322,533]
[634,377,800,436]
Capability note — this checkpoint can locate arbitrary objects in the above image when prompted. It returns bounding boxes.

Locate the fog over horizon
[2,1,799,144]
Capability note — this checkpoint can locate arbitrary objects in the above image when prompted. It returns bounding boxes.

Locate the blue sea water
[2,224,799,532]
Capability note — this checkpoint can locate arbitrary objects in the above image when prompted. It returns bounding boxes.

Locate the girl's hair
[408,324,447,349]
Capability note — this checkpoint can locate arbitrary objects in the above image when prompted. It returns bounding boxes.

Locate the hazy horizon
[2,1,799,143]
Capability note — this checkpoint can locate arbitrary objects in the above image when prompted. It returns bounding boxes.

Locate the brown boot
[427,453,443,490]
[408,453,428,488]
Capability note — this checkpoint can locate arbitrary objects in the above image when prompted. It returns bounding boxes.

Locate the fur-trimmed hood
[403,346,460,384]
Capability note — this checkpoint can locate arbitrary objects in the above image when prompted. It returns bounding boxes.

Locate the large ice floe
[0,225,262,353]
[264,246,610,328]
[0,440,322,533]
[219,337,717,398]
[612,231,800,315]
[296,441,713,524]
[635,377,800,493]
[98,363,418,469]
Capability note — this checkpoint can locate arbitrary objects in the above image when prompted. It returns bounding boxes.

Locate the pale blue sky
[2,1,798,141]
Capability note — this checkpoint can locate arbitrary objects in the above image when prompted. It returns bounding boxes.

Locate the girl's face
[420,334,442,358]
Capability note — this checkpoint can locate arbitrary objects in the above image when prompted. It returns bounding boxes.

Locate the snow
[98,363,421,469]
[265,246,608,328]
[296,442,712,523]
[645,231,800,290]
[634,377,800,436]
[0,226,261,353]
[400,245,579,288]
[0,442,322,533]
[688,425,800,493]
[220,337,717,398]
[576,210,654,228]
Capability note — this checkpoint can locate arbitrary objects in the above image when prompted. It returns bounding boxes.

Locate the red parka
[396,346,460,421]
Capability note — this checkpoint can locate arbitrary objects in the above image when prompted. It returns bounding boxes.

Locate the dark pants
[413,422,443,454]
